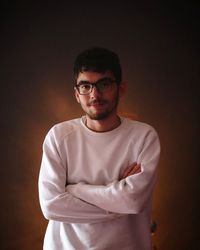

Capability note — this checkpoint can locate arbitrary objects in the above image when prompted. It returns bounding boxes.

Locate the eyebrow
[77,77,114,85]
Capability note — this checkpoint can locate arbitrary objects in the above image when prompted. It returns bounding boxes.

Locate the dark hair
[73,47,122,84]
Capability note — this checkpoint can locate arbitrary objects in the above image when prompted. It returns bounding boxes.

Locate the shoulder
[121,118,160,145]
[122,118,160,153]
[44,118,82,145]
[52,118,80,133]
[123,118,157,134]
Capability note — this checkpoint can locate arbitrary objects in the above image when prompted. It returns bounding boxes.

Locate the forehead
[77,70,114,83]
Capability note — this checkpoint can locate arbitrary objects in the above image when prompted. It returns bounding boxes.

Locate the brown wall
[1,2,199,250]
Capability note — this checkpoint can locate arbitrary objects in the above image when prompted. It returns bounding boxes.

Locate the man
[38,47,160,250]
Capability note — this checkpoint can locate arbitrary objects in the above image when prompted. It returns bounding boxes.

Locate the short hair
[73,47,122,84]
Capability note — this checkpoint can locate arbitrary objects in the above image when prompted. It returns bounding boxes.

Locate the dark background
[1,1,199,249]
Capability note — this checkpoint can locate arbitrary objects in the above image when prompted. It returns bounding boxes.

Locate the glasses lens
[97,79,113,92]
[78,83,92,94]
[76,78,115,95]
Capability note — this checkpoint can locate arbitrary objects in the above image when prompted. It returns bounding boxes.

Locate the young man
[38,47,160,250]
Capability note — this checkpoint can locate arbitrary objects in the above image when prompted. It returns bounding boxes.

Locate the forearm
[39,183,119,223]
[67,170,156,214]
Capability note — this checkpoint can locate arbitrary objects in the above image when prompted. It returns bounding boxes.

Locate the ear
[74,88,81,103]
[119,81,126,98]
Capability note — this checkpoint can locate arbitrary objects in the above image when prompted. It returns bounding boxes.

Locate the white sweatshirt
[38,117,160,250]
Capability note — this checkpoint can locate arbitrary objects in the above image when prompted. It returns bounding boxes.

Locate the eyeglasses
[75,77,116,95]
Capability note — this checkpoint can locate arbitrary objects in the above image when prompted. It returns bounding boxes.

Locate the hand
[120,163,141,180]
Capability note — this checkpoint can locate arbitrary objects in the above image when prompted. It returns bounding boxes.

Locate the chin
[87,112,110,121]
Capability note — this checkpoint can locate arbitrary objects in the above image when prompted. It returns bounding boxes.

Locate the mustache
[88,99,107,106]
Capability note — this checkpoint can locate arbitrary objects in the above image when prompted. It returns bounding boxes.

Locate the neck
[85,114,121,132]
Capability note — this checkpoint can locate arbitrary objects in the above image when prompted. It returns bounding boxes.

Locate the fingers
[120,163,141,180]
[122,162,137,179]
[127,164,141,176]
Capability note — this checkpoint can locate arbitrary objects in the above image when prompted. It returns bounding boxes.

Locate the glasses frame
[75,77,117,95]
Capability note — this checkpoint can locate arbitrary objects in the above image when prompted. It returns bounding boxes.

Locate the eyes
[79,83,92,91]
[80,80,111,90]
[76,78,116,95]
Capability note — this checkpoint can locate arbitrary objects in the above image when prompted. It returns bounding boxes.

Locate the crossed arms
[38,129,160,224]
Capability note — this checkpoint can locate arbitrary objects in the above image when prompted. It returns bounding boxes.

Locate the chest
[61,133,141,185]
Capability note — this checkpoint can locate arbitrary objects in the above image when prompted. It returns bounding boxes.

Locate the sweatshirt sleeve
[38,130,119,223]
[67,128,161,214]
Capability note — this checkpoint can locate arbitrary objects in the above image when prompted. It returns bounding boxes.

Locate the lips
[89,101,105,107]
[88,101,106,111]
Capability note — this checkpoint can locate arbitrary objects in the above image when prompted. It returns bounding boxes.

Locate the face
[75,71,125,121]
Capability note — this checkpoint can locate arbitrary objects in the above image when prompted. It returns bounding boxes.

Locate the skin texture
[75,70,125,132]
[75,70,141,177]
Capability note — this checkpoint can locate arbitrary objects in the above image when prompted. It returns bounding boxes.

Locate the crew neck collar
[80,116,124,136]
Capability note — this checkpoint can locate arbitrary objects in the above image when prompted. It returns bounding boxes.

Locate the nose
[90,85,102,98]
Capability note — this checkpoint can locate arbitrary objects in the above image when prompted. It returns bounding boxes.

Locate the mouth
[89,101,106,109]
[89,100,105,106]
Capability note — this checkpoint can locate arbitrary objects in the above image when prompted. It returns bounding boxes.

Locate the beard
[87,105,116,120]
[81,91,120,121]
